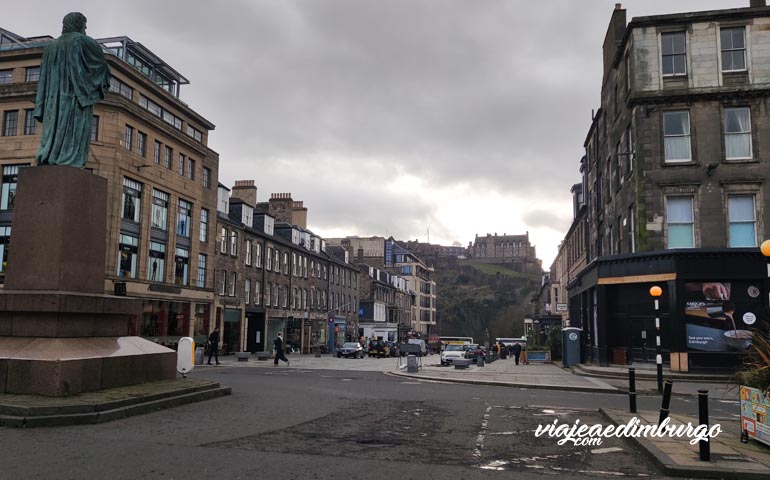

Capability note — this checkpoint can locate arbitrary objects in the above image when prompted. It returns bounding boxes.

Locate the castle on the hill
[467,232,541,270]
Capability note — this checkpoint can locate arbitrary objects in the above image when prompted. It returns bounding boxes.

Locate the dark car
[337,342,364,358]
[367,340,387,358]
[464,344,484,364]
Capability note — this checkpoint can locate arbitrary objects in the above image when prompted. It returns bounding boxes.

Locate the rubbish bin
[478,355,485,367]
[406,354,419,373]
[194,347,204,365]
[562,327,582,366]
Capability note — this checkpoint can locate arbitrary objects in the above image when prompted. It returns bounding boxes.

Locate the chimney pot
[615,3,621,9]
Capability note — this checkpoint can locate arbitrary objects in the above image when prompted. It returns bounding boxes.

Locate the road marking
[340,378,352,381]
[591,447,624,454]
[473,405,493,458]
[400,382,422,385]
[718,400,740,405]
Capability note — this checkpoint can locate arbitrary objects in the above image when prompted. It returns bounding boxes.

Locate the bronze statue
[34,12,111,168]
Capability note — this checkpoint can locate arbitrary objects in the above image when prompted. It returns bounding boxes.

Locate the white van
[407,338,427,356]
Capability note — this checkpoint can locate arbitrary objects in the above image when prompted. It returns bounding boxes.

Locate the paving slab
[602,408,770,480]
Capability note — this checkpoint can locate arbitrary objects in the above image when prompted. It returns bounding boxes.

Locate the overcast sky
[4,0,751,267]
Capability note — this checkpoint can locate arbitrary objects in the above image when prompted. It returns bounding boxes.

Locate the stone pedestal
[0,166,175,396]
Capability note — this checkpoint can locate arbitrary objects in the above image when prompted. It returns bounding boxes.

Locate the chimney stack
[750,0,766,7]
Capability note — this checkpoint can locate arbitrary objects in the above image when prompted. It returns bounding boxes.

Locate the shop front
[222,308,242,354]
[569,249,768,372]
[267,317,287,354]
[134,299,211,349]
[327,316,347,352]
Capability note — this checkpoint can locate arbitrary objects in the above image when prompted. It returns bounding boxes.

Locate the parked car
[464,344,484,364]
[407,338,428,356]
[367,340,387,358]
[441,344,468,365]
[337,342,364,358]
[385,341,400,357]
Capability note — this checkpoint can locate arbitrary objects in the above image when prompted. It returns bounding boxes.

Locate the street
[0,358,740,479]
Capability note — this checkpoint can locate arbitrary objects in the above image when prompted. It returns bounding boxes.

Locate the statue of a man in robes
[34,12,111,168]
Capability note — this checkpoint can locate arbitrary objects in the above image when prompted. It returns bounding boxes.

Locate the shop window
[118,234,139,278]
[174,246,189,285]
[148,241,166,282]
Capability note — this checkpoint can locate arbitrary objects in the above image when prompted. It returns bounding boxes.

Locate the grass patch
[461,260,541,280]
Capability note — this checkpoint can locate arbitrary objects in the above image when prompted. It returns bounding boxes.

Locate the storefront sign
[684,281,757,352]
[740,386,770,447]
[556,303,568,312]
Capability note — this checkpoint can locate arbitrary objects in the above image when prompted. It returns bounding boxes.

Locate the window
[0,226,10,281]
[1,164,23,210]
[220,227,227,254]
[230,230,237,256]
[164,146,173,169]
[245,278,251,304]
[124,125,134,151]
[203,167,212,189]
[174,247,190,285]
[23,109,36,135]
[162,110,183,130]
[273,284,279,307]
[266,247,273,270]
[255,281,261,305]
[187,158,195,180]
[228,271,236,296]
[121,178,142,223]
[724,107,752,160]
[728,195,756,247]
[292,287,297,309]
[200,208,209,242]
[153,141,161,164]
[283,252,289,275]
[303,257,308,278]
[256,243,263,268]
[661,32,686,76]
[109,77,133,100]
[274,249,280,272]
[197,254,207,288]
[626,125,634,176]
[721,27,746,72]
[265,282,271,305]
[91,115,99,142]
[246,240,252,266]
[148,241,166,282]
[292,252,297,276]
[177,199,191,237]
[282,286,288,308]
[666,196,694,248]
[663,111,691,162]
[25,66,40,82]
[186,125,203,143]
[3,110,18,136]
[118,234,139,278]
[151,189,169,231]
[218,270,227,295]
[178,153,186,176]
[139,94,162,117]
[137,131,147,157]
[0,69,12,84]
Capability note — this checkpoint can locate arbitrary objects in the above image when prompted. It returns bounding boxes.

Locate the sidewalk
[602,408,770,480]
[388,358,620,393]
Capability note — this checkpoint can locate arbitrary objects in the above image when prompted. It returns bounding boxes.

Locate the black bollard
[629,368,637,413]
[658,380,673,424]
[698,390,710,462]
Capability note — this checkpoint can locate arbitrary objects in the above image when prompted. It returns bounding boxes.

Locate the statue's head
[62,12,87,34]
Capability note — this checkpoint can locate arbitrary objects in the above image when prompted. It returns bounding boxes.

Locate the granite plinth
[0,337,175,396]
[4,166,107,294]
[0,290,139,337]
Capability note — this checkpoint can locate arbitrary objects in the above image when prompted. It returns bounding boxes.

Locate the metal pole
[628,368,637,413]
[698,389,710,462]
[655,298,663,393]
[658,379,673,424]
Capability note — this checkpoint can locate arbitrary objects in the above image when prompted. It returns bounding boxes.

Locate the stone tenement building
[562,1,770,372]
[0,28,219,346]
[467,232,541,272]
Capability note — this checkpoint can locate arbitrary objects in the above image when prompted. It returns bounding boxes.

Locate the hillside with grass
[434,259,542,343]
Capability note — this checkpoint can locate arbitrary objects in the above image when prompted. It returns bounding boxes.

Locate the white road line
[473,405,493,459]
[591,447,624,454]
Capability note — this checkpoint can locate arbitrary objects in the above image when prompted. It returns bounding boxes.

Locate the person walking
[207,327,221,365]
[274,331,290,366]
[512,341,522,365]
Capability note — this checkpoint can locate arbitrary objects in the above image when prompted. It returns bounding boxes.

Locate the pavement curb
[598,409,769,480]
[386,370,622,394]
[571,365,734,384]
[0,382,231,428]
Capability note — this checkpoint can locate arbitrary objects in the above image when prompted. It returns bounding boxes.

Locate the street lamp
[650,285,663,393]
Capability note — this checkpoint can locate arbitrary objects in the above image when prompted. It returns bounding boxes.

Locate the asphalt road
[1,365,739,479]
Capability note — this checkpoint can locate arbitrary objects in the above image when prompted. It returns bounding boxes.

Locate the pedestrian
[512,341,522,365]
[274,331,290,366]
[207,327,221,365]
